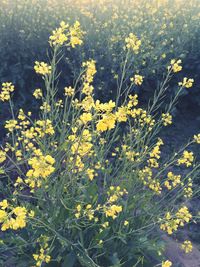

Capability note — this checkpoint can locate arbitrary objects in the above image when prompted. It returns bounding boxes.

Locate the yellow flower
[177,150,194,167]
[5,120,18,132]
[49,21,69,47]
[64,86,75,97]
[0,82,15,102]
[164,172,181,190]
[162,113,172,126]
[194,133,200,144]
[130,74,143,86]
[162,260,172,267]
[178,77,194,88]
[76,205,82,212]
[184,178,193,198]
[0,201,29,231]
[82,60,96,95]
[96,114,116,132]
[124,220,129,226]
[104,205,122,219]
[33,88,43,99]
[160,206,192,235]
[33,246,51,267]
[181,240,193,253]
[95,99,116,113]
[0,210,7,222]
[40,101,51,112]
[115,106,128,122]
[26,154,55,188]
[127,94,138,108]
[102,221,109,228]
[0,150,6,164]
[80,113,92,124]
[125,33,141,53]
[168,59,182,73]
[34,61,51,76]
[86,168,95,181]
[69,21,84,48]
[0,199,8,209]
[35,119,55,137]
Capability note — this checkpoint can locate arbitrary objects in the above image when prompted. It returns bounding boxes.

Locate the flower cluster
[0,200,33,231]
[0,150,6,164]
[35,119,55,137]
[194,133,200,144]
[5,119,18,132]
[49,20,84,48]
[33,88,43,99]
[75,186,127,222]
[178,77,194,88]
[33,236,51,267]
[147,138,163,169]
[181,240,193,253]
[184,178,193,198]
[82,59,97,95]
[34,61,52,76]
[0,82,15,102]
[67,127,95,177]
[160,206,192,235]
[164,172,181,190]
[168,59,182,73]
[49,21,68,46]
[139,139,165,194]
[69,21,84,48]
[64,86,75,97]
[177,150,194,167]
[130,74,143,85]
[125,33,141,53]
[26,152,55,189]
[162,113,172,126]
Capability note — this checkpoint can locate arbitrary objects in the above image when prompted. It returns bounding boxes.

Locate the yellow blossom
[33,88,43,99]
[5,120,18,132]
[162,260,172,267]
[0,150,6,164]
[194,133,200,144]
[177,150,194,167]
[69,21,84,48]
[0,201,30,231]
[0,82,15,102]
[26,154,55,188]
[96,114,116,132]
[181,240,193,253]
[80,112,92,124]
[49,21,68,47]
[178,77,194,88]
[125,33,141,53]
[104,205,122,219]
[162,113,172,126]
[34,61,51,76]
[168,59,182,73]
[130,74,143,86]
[64,86,75,97]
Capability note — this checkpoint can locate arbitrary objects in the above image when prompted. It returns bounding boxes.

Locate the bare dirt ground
[163,235,200,267]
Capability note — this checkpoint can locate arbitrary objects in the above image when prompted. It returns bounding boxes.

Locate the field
[0,0,200,266]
